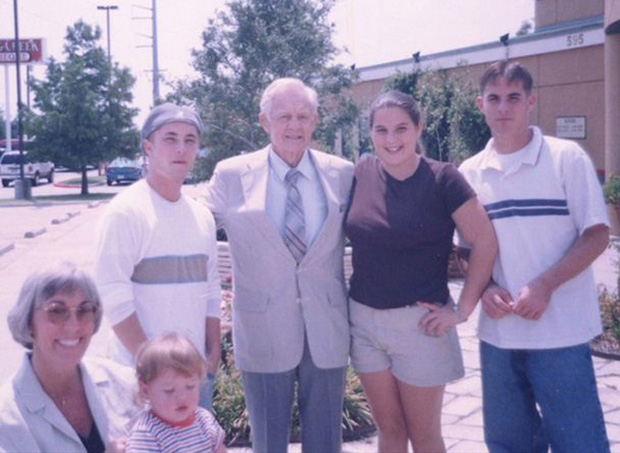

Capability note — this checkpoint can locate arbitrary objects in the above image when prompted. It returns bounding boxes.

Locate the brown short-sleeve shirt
[345,154,475,309]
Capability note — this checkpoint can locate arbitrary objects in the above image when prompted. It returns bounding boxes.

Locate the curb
[24,227,47,239]
[0,242,15,256]
[51,210,81,225]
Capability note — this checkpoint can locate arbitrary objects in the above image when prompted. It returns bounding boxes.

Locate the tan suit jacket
[205,147,354,373]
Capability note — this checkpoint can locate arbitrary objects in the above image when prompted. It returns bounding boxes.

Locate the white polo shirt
[459,127,608,349]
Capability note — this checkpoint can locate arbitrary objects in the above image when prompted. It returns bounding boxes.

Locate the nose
[497,98,509,113]
[63,311,82,329]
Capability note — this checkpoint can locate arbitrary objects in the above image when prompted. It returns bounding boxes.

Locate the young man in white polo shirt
[459,61,610,452]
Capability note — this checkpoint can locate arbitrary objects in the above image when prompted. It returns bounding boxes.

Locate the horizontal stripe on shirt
[131,254,209,284]
[485,198,569,220]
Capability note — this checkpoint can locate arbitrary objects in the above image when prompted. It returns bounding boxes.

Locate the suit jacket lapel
[17,354,82,445]
[241,147,295,262]
[304,150,342,262]
[82,362,110,444]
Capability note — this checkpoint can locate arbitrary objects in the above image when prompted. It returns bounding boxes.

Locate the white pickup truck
[0,151,55,187]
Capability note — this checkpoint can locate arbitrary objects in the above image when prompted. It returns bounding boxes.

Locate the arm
[111,314,148,357]
[205,317,221,374]
[458,247,514,319]
[204,211,222,374]
[203,165,227,230]
[419,197,497,335]
[95,208,145,355]
[512,223,609,320]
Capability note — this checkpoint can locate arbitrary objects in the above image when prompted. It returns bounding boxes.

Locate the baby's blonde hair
[136,332,207,384]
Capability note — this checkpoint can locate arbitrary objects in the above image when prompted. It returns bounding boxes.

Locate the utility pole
[134,0,160,106]
[151,0,160,104]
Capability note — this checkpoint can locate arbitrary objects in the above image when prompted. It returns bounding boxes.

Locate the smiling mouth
[57,339,81,347]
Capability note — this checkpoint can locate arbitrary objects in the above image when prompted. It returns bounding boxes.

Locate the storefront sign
[0,38,45,65]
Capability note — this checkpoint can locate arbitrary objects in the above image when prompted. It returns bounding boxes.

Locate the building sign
[556,116,586,139]
[0,38,45,64]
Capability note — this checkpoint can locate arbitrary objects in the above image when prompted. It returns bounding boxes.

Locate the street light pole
[97,5,118,65]
[13,0,30,199]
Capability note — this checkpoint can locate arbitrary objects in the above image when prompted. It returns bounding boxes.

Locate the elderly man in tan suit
[204,78,353,453]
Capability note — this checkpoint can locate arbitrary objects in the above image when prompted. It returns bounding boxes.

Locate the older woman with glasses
[0,262,140,453]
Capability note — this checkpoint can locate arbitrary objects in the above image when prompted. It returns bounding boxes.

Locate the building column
[605,32,620,178]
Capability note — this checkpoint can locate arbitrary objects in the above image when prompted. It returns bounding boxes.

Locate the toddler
[126,332,225,453]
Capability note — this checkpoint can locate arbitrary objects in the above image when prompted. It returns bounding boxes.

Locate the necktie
[284,168,306,263]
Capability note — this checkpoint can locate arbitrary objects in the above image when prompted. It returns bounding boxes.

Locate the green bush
[603,175,620,205]
[212,337,374,446]
[599,288,620,342]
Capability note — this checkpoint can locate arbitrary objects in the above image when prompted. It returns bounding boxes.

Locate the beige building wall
[605,0,620,176]
[537,0,604,28]
[352,46,606,173]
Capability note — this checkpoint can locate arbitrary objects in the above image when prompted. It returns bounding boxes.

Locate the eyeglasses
[39,302,99,325]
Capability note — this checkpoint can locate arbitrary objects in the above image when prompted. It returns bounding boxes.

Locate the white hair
[259,78,319,119]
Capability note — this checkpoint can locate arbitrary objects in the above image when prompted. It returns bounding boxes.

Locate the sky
[0,0,535,127]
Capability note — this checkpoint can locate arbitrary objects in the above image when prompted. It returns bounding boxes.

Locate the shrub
[599,288,620,342]
[212,337,374,446]
[603,175,620,205]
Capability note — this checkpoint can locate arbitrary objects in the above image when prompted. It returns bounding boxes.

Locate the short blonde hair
[136,332,207,384]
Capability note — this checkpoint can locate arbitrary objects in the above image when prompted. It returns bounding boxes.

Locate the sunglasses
[40,301,99,325]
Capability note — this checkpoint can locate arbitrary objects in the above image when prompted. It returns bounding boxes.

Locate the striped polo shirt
[459,126,608,349]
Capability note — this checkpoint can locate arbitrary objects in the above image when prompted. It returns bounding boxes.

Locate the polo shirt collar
[479,126,543,174]
[268,147,312,182]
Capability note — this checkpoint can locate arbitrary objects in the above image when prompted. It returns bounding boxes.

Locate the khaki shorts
[349,298,464,387]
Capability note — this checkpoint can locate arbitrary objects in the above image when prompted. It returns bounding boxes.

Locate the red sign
[0,38,45,65]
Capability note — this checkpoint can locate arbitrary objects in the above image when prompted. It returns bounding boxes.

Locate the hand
[105,436,127,453]
[512,278,553,320]
[481,283,513,319]
[418,302,463,337]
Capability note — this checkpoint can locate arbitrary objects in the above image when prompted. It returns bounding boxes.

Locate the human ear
[476,96,484,112]
[139,381,150,402]
[259,112,271,134]
[142,139,153,158]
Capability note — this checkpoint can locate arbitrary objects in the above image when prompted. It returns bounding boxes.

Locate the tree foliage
[384,66,490,164]
[172,0,358,180]
[516,19,534,37]
[28,21,139,194]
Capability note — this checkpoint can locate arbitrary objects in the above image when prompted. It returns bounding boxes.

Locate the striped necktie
[283,168,307,264]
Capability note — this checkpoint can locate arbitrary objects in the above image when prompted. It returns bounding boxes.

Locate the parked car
[0,151,55,187]
[106,157,143,186]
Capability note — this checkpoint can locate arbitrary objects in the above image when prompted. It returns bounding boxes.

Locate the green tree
[172,0,358,180]
[28,20,139,194]
[516,19,534,37]
[384,66,490,164]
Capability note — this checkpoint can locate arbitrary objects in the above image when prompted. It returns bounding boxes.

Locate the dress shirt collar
[479,126,543,174]
[268,147,313,182]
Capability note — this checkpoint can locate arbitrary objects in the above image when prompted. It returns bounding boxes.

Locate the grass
[56,176,107,186]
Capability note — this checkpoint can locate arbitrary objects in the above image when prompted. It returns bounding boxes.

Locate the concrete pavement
[0,180,619,452]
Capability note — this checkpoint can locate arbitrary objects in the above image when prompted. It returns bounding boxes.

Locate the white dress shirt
[266,148,327,248]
